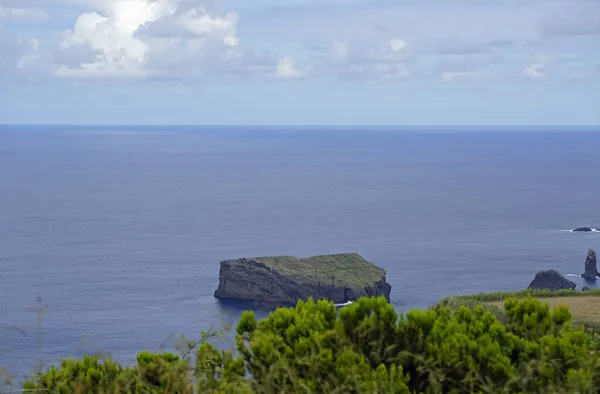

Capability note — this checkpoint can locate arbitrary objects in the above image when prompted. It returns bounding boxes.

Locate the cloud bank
[0,0,598,85]
[54,0,250,78]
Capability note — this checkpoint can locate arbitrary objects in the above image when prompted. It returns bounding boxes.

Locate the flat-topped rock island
[214,253,391,305]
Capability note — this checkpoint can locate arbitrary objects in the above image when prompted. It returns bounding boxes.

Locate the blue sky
[0,0,598,125]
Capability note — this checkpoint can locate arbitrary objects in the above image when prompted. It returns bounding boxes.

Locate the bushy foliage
[22,351,192,394]
[434,289,600,333]
[21,296,600,393]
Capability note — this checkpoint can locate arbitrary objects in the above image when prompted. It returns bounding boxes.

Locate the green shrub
[21,296,600,393]
[22,356,126,394]
[434,289,600,334]
[22,352,191,394]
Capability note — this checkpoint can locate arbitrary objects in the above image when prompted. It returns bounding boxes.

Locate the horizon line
[1,123,599,128]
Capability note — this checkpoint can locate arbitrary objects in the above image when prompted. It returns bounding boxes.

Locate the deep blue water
[1,125,599,380]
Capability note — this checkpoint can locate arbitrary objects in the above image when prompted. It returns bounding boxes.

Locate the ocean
[1,125,599,379]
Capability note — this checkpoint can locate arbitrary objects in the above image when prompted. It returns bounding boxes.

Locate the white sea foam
[335,301,354,307]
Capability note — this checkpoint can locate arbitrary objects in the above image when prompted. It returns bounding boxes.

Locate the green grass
[249,253,386,289]
[434,288,600,331]
[488,296,600,323]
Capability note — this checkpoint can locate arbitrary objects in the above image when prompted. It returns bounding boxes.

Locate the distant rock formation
[582,249,598,280]
[573,227,600,232]
[214,253,391,305]
[528,270,576,290]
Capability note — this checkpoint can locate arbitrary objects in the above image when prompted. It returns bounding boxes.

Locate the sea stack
[214,253,391,305]
[582,249,598,280]
[528,270,576,290]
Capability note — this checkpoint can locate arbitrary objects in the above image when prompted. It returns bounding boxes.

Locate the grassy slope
[250,253,385,289]
[488,296,600,323]
[434,289,600,329]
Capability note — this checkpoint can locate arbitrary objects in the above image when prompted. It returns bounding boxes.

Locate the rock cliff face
[582,249,598,280]
[528,270,576,290]
[214,253,391,305]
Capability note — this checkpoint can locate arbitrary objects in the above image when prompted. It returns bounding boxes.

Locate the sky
[0,0,598,125]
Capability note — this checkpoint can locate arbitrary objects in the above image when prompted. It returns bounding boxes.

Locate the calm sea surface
[1,125,599,378]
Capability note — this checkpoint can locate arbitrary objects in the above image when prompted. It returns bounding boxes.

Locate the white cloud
[0,5,49,23]
[374,37,409,62]
[440,70,482,83]
[386,37,407,54]
[16,38,41,69]
[276,56,310,79]
[311,37,411,81]
[3,0,121,10]
[375,63,410,79]
[436,38,514,55]
[331,41,349,62]
[3,0,592,84]
[0,35,48,84]
[523,63,545,79]
[55,0,253,79]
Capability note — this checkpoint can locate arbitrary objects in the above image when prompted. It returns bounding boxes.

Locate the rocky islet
[572,227,600,232]
[526,248,598,290]
[214,253,391,305]
[213,248,598,303]
[528,269,576,290]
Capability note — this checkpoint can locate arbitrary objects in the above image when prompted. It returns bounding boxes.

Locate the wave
[565,274,582,277]
[334,301,354,307]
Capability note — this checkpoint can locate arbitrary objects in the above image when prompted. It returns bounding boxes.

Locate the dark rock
[582,286,592,291]
[528,269,576,290]
[214,253,391,305]
[573,227,600,232]
[573,227,593,232]
[582,249,598,280]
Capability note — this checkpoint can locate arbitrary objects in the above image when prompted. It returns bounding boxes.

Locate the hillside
[434,288,600,330]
